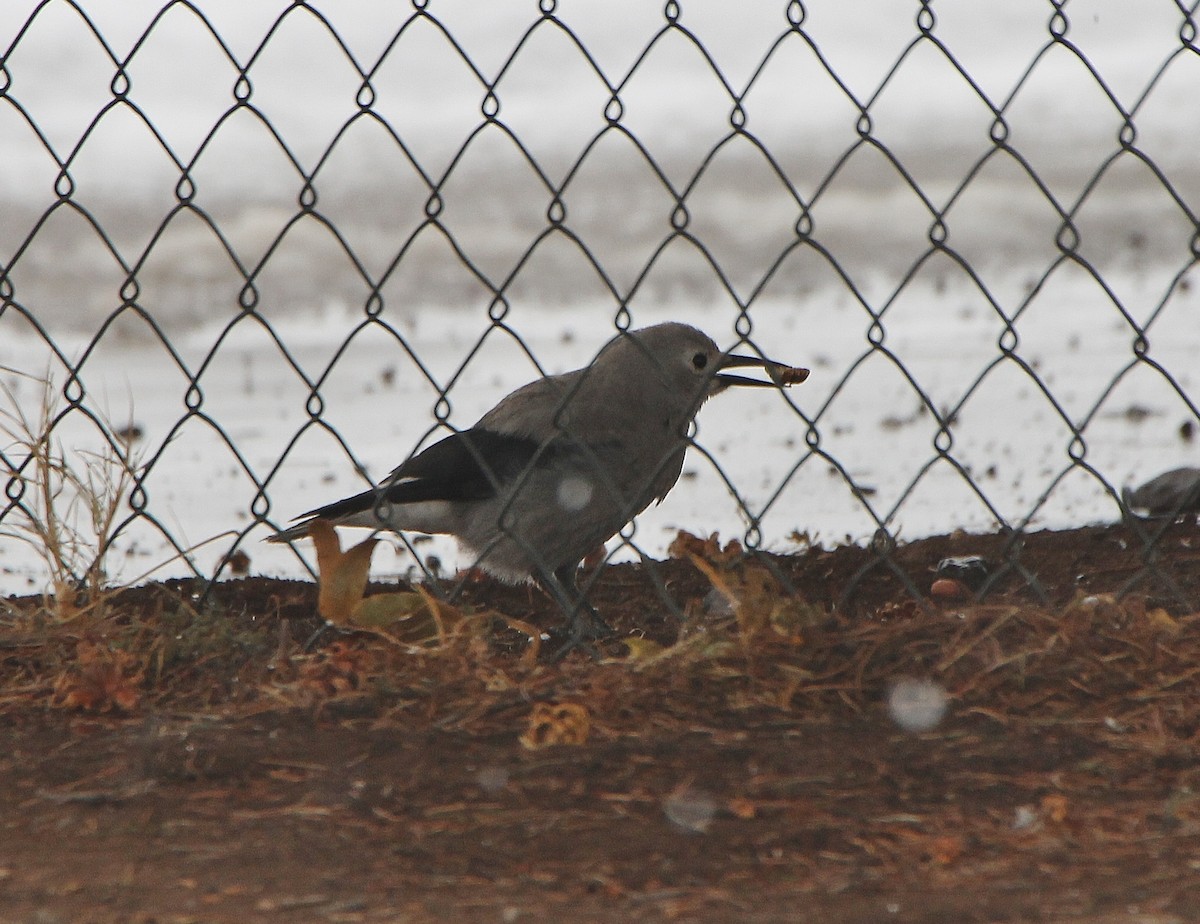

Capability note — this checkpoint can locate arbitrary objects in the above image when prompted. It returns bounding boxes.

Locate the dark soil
[3,520,1200,923]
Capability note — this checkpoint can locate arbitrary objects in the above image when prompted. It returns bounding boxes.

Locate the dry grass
[1,530,1196,748]
[0,370,144,619]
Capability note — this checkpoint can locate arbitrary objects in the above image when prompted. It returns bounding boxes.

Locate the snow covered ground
[2,1,1198,594]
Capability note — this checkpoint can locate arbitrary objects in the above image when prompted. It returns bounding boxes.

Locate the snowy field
[2,1,1198,594]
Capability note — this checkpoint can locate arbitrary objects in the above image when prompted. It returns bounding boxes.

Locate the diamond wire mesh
[1,1,1198,610]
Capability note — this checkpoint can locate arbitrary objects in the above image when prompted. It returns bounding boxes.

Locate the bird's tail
[265,520,317,543]
[264,484,386,543]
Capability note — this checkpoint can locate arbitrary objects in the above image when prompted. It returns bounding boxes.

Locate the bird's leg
[544,563,614,660]
[303,622,332,652]
[554,563,614,639]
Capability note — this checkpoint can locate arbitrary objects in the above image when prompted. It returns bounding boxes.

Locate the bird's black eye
[691,351,708,370]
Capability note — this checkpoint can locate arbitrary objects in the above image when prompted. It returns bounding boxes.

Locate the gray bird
[268,322,806,651]
[1122,466,1200,518]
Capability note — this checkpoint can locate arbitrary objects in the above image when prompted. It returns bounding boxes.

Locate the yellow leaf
[1146,607,1179,633]
[350,592,430,627]
[620,636,666,661]
[310,519,378,626]
[356,592,468,646]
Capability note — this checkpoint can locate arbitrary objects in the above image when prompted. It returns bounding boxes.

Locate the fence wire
[2,0,1199,615]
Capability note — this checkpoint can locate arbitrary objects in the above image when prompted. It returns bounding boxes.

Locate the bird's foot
[577,607,615,640]
[302,620,357,652]
[547,636,600,663]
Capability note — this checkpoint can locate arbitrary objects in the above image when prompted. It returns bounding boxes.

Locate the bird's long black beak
[713,352,810,393]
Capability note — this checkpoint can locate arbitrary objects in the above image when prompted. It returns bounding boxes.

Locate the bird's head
[612,322,808,403]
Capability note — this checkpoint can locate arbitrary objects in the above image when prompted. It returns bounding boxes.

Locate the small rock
[934,555,992,590]
[930,578,970,600]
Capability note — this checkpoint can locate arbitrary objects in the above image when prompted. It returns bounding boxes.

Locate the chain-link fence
[2,1,1198,613]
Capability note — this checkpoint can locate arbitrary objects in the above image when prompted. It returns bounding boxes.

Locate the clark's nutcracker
[268,322,807,651]
[1123,466,1200,518]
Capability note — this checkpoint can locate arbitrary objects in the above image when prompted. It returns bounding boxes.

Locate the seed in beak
[771,365,809,387]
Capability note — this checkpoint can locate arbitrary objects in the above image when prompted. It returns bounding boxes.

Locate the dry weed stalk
[0,369,141,617]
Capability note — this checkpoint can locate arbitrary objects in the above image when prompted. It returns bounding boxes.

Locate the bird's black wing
[296,428,544,521]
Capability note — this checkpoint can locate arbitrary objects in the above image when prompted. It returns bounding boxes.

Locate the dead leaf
[350,591,429,628]
[1145,607,1179,634]
[309,520,378,626]
[520,702,590,749]
[296,640,368,695]
[227,549,251,576]
[928,834,965,865]
[308,521,474,645]
[687,551,812,643]
[619,636,667,661]
[668,530,743,565]
[54,642,142,712]
[1041,793,1069,824]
